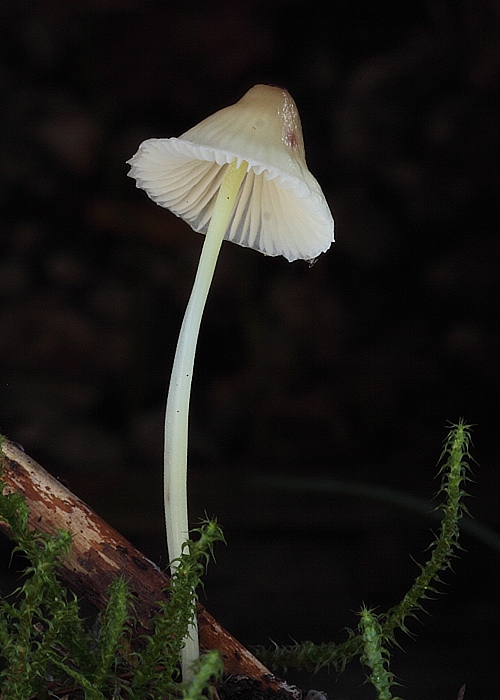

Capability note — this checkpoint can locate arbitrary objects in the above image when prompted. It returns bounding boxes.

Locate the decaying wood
[0,438,299,699]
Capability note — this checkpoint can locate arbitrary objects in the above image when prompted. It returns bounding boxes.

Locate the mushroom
[127,84,334,679]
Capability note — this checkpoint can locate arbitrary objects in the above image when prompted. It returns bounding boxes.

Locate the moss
[0,421,474,699]
[255,421,473,699]
[0,469,224,699]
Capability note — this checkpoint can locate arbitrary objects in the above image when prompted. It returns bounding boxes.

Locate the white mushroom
[128,84,334,262]
[127,84,334,680]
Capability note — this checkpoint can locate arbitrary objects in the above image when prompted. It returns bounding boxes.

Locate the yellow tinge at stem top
[163,159,247,680]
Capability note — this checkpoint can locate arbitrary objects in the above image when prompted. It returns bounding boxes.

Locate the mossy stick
[0,438,290,692]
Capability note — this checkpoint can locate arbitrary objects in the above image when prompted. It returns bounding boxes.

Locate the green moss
[0,471,223,699]
[0,421,474,699]
[256,421,473,698]
[358,607,400,700]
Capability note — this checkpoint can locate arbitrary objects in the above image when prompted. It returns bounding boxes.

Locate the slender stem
[163,159,247,680]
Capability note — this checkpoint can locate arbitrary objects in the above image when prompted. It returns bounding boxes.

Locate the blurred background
[0,1,499,698]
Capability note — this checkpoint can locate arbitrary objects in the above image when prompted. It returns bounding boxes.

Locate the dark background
[0,1,499,698]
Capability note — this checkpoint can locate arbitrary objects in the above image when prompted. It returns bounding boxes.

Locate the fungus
[127,84,334,679]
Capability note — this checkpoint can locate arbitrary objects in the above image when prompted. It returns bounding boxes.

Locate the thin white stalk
[163,159,247,681]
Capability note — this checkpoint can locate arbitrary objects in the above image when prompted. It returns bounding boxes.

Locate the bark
[0,438,299,699]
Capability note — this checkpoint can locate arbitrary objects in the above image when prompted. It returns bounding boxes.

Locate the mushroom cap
[127,84,334,262]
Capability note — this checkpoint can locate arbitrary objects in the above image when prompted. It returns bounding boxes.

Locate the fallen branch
[0,438,299,699]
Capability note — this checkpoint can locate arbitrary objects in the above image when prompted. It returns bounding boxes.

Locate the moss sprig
[380,419,472,640]
[358,607,401,700]
[0,482,90,699]
[184,649,224,700]
[129,519,224,698]
[255,421,473,681]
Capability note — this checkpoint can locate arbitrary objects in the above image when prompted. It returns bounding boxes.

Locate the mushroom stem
[164,159,247,680]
